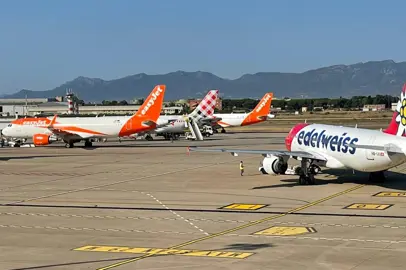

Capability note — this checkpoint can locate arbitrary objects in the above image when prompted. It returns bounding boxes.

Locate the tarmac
[1,132,406,270]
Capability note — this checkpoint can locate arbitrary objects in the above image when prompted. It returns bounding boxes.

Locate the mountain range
[3,60,406,102]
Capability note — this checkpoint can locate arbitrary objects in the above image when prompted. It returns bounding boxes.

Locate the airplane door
[365,136,376,160]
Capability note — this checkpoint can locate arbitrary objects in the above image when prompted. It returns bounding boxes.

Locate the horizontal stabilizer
[142,120,157,127]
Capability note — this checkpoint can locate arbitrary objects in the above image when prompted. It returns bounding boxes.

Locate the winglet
[384,82,406,137]
[48,115,57,128]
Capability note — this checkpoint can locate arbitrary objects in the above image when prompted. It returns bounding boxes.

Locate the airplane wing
[187,146,327,161]
[42,115,96,140]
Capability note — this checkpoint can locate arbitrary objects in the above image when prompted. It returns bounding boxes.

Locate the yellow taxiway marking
[75,245,254,259]
[374,192,406,197]
[344,203,393,210]
[96,184,365,270]
[254,226,317,236]
[221,203,268,210]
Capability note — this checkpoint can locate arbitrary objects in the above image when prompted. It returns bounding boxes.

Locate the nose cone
[1,127,9,137]
[285,123,309,151]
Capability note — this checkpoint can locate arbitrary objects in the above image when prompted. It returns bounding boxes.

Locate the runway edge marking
[95,184,365,270]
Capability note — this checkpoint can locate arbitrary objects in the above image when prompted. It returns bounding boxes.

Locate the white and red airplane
[1,85,166,148]
[189,85,406,185]
[147,89,220,138]
[211,92,274,133]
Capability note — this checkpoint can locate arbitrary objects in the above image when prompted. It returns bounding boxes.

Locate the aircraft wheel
[307,175,316,185]
[84,140,92,147]
[65,143,74,148]
[299,175,306,185]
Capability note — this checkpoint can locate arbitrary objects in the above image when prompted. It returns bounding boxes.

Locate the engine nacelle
[260,155,289,175]
[33,134,55,146]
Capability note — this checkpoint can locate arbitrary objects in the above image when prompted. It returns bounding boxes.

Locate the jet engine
[260,155,289,175]
[32,134,56,146]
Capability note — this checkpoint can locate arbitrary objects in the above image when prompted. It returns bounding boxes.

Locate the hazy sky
[0,0,405,94]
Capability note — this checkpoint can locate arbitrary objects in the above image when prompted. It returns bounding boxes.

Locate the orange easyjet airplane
[1,85,166,148]
[212,92,274,133]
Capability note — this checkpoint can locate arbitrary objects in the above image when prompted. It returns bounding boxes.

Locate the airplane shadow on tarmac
[224,243,274,251]
[252,169,406,190]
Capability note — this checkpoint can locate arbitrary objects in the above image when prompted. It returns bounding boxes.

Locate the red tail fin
[384,83,406,137]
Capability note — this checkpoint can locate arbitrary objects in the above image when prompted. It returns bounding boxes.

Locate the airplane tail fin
[251,92,273,118]
[135,85,166,121]
[384,83,406,137]
[188,90,219,121]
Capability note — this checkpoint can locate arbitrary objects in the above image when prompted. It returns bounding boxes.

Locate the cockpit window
[7,124,12,127]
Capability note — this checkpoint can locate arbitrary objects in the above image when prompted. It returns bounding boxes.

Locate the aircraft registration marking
[373,192,406,197]
[220,203,268,210]
[344,203,393,210]
[74,245,254,259]
[254,226,317,236]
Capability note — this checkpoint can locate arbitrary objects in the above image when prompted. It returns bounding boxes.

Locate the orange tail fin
[251,92,273,117]
[135,85,166,121]
[119,85,166,137]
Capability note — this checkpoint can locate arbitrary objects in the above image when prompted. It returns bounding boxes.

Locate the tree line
[221,94,399,112]
[76,94,399,112]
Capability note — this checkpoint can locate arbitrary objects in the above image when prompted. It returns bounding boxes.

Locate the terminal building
[27,104,184,116]
[0,96,185,117]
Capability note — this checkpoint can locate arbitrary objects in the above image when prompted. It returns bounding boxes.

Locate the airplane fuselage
[213,113,274,128]
[288,124,406,172]
[2,116,155,139]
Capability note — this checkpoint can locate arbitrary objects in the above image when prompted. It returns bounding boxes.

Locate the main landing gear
[64,140,93,148]
[84,140,93,148]
[369,171,386,183]
[297,158,321,185]
[65,142,74,148]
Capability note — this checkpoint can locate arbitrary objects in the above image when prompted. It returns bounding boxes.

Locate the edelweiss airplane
[189,85,406,185]
[1,85,166,148]
[212,93,274,133]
